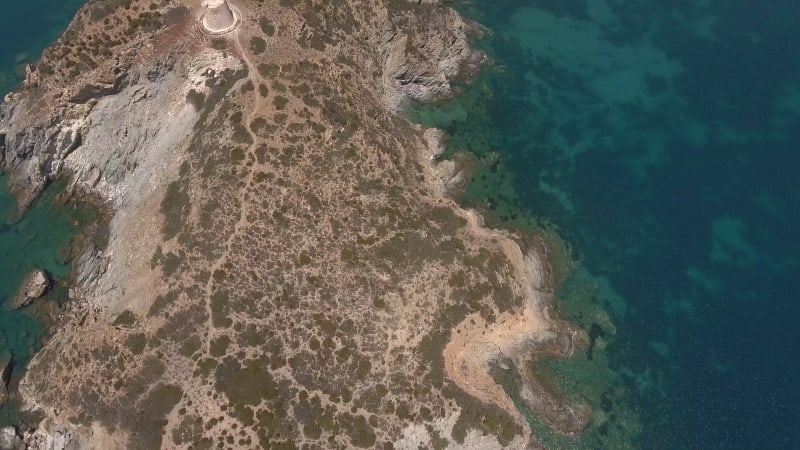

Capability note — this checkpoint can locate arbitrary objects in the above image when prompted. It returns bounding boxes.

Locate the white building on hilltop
[201,0,240,35]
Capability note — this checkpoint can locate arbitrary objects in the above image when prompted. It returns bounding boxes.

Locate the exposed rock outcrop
[1,0,588,448]
[21,420,77,450]
[0,426,23,450]
[381,7,484,111]
[9,270,51,310]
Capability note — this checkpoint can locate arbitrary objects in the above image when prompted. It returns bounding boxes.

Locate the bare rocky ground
[0,0,589,448]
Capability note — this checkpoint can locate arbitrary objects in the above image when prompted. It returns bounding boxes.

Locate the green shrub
[273,95,289,110]
[249,36,267,55]
[258,17,275,36]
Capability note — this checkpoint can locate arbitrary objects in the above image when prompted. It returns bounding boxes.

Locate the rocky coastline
[1,1,588,448]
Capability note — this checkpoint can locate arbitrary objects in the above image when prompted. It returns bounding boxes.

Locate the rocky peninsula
[0,0,587,448]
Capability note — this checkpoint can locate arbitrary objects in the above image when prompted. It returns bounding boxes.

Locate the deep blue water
[413,0,800,448]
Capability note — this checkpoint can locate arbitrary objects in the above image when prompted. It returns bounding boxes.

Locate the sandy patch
[443,210,555,425]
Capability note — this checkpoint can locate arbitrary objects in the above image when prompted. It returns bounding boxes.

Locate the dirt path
[443,211,554,425]
[202,29,265,351]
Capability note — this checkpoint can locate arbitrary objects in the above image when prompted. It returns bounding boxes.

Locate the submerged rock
[10,270,51,310]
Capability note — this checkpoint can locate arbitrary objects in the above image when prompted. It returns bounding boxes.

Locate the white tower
[201,0,240,34]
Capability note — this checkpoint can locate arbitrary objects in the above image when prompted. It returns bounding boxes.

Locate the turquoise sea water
[0,177,88,425]
[413,0,800,448]
[0,178,82,355]
[0,0,85,94]
[0,0,86,424]
[2,0,798,447]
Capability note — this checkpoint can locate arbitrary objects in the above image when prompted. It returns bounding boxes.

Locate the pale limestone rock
[0,427,23,450]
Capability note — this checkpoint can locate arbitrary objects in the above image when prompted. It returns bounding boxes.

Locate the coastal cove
[0,178,90,425]
[0,0,87,426]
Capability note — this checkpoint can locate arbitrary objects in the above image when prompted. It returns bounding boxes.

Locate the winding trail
[202,29,266,352]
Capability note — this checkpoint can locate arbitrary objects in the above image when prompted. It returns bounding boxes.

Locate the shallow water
[2,0,799,446]
[0,0,87,425]
[0,177,89,424]
[0,0,85,95]
[413,0,800,448]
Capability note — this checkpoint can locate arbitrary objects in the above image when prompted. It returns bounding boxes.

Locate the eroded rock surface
[0,0,587,448]
[10,270,51,310]
[0,426,24,450]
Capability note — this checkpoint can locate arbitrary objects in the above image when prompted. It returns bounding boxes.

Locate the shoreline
[1,0,593,447]
[0,175,106,429]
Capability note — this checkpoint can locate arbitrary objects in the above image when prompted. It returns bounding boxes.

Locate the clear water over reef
[413,0,800,448]
[0,0,87,425]
[0,178,83,357]
[0,178,89,425]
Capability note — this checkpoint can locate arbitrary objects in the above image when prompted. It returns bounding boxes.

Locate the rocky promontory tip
[1,0,588,448]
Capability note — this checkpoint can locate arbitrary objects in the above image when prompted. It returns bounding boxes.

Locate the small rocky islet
[1,0,592,448]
